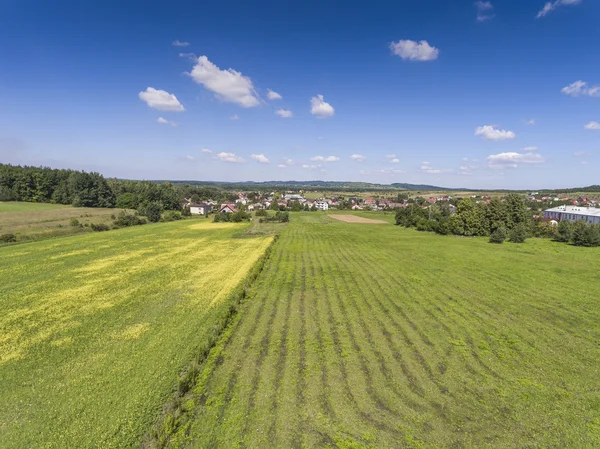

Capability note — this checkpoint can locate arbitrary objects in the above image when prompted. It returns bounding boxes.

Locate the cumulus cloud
[310,155,340,162]
[215,152,244,163]
[250,153,270,163]
[282,158,294,166]
[561,80,600,97]
[390,158,400,163]
[277,164,287,168]
[390,40,439,61]
[474,1,495,21]
[200,148,213,154]
[522,146,539,151]
[310,94,335,118]
[350,154,366,162]
[172,40,190,47]
[275,109,293,118]
[458,165,477,176]
[139,87,185,112]
[487,152,546,169]
[267,89,282,100]
[537,0,581,18]
[156,117,177,127]
[475,125,516,141]
[584,121,600,130]
[188,56,260,107]
[302,164,326,172]
[360,169,407,175]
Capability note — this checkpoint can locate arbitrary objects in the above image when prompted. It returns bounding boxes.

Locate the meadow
[0,201,118,243]
[0,220,273,448]
[166,213,600,448]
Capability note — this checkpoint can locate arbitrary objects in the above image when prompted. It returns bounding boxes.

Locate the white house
[543,206,600,224]
[315,201,329,211]
[219,203,238,214]
[189,203,212,215]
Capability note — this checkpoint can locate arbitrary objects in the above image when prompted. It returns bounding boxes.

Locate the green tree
[145,202,162,223]
[509,223,528,243]
[489,226,507,244]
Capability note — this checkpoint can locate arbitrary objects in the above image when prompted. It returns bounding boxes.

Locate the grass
[166,213,600,448]
[0,220,274,448]
[0,201,118,243]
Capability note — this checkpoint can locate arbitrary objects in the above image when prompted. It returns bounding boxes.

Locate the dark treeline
[0,164,236,211]
[395,193,600,246]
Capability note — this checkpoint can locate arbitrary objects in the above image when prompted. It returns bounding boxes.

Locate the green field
[166,213,600,448]
[0,201,119,243]
[0,220,273,448]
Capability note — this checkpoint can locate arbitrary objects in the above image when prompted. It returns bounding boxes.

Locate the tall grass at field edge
[143,235,279,448]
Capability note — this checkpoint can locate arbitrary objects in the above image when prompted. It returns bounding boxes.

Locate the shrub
[113,211,146,227]
[213,212,232,223]
[572,222,600,247]
[555,221,572,243]
[182,206,192,217]
[70,218,80,227]
[509,224,527,243]
[90,223,110,232]
[255,209,268,217]
[0,233,17,243]
[489,227,507,244]
[162,211,183,222]
[231,211,251,223]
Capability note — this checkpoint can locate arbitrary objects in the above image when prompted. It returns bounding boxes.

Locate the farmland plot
[172,213,600,448]
[0,220,273,448]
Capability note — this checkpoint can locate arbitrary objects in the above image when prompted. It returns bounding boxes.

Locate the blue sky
[1,0,599,189]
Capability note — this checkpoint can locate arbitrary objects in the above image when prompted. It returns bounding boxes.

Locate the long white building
[543,206,600,224]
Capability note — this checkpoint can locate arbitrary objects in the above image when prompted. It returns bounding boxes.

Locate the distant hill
[164,180,453,191]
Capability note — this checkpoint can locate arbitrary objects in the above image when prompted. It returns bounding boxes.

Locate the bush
[0,233,17,243]
[509,224,527,243]
[143,202,163,223]
[572,221,600,247]
[90,223,110,232]
[231,211,251,223]
[489,227,507,244]
[182,206,192,217]
[113,211,146,227]
[70,218,80,227]
[162,211,183,222]
[555,221,572,243]
[213,212,232,223]
[255,209,268,217]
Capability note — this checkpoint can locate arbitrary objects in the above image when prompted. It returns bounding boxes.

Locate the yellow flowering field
[0,220,273,448]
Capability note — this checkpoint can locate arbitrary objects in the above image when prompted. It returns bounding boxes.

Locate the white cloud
[537,0,581,18]
[391,158,400,163]
[283,158,294,166]
[139,87,185,112]
[360,169,407,175]
[302,164,325,172]
[421,161,452,174]
[267,89,282,100]
[573,151,589,158]
[475,125,516,141]
[156,117,177,127]
[215,152,244,163]
[350,154,366,162]
[458,165,477,176]
[310,94,335,118]
[561,80,600,97]
[277,164,287,168]
[185,155,195,161]
[584,121,600,130]
[522,146,539,151]
[250,153,270,163]
[229,114,240,121]
[188,56,260,107]
[310,155,340,162]
[200,148,213,154]
[526,119,536,125]
[487,152,546,169]
[390,40,439,61]
[172,40,190,47]
[385,154,397,159]
[474,1,494,21]
[275,109,293,118]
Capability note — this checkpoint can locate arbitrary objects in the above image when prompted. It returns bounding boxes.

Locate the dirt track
[329,214,388,224]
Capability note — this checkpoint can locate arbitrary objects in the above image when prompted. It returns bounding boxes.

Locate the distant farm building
[544,206,600,224]
[189,203,212,215]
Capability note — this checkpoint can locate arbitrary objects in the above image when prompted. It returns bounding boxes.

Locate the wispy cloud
[561,80,600,97]
[172,40,190,47]
[421,161,452,174]
[584,121,600,130]
[310,94,335,118]
[139,87,185,112]
[188,56,260,107]
[522,146,539,151]
[156,117,177,127]
[360,169,407,175]
[350,154,366,162]
[474,1,495,22]
[200,148,213,154]
[215,152,244,163]
[537,0,582,19]
[475,125,516,141]
[526,119,536,125]
[311,155,340,162]
[487,152,545,169]
[229,114,240,121]
[390,39,439,61]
